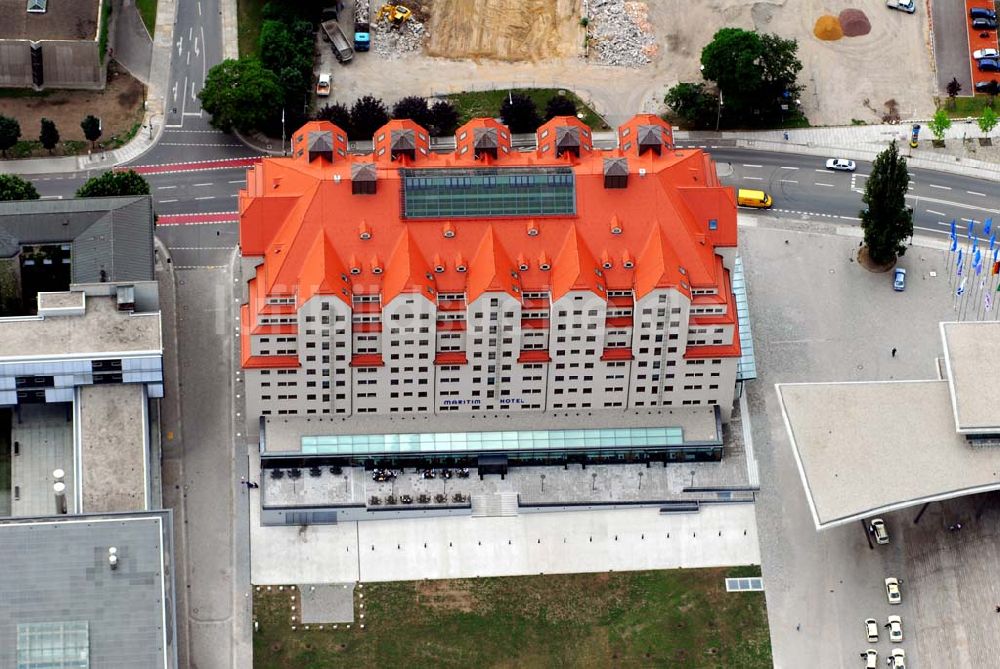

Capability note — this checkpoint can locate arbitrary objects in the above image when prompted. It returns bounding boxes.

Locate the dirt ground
[425,0,583,61]
[0,64,145,156]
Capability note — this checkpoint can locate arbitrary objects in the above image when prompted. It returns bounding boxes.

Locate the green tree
[391,96,433,129]
[81,115,102,148]
[0,174,39,201]
[700,28,802,127]
[349,95,390,140]
[664,82,717,129]
[860,141,913,265]
[544,94,578,120]
[0,115,21,158]
[429,100,460,137]
[314,102,352,134]
[39,118,59,154]
[500,93,542,133]
[199,57,283,133]
[76,170,151,198]
[928,108,952,142]
[978,106,998,135]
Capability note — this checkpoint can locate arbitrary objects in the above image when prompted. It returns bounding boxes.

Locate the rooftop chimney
[108,546,118,570]
[53,481,67,515]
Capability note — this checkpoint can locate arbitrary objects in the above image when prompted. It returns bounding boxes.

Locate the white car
[315,73,331,97]
[865,617,879,642]
[887,615,903,642]
[862,649,878,669]
[975,48,1000,60]
[826,158,857,172]
[885,577,901,604]
[869,518,889,544]
[890,648,906,669]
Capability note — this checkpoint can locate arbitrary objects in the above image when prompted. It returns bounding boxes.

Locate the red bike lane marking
[157,211,240,226]
[122,157,262,175]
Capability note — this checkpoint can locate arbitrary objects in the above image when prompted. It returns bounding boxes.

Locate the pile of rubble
[586,0,657,67]
[371,18,426,60]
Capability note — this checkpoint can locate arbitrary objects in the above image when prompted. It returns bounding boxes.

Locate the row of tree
[314,95,460,140]
[0,170,150,202]
[666,27,803,129]
[0,115,103,157]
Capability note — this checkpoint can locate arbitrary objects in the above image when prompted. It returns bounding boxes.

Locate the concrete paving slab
[298,583,355,623]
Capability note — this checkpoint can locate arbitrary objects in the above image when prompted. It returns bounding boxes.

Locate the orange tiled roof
[240,115,736,316]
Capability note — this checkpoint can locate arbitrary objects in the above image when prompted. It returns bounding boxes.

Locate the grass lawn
[938,95,998,118]
[253,566,771,669]
[238,0,267,57]
[447,88,609,130]
[135,0,158,37]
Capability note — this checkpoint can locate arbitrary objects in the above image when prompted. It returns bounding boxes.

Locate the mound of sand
[814,15,843,41]
[839,9,871,37]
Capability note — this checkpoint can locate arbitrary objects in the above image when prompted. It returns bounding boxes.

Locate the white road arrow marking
[176,37,183,55]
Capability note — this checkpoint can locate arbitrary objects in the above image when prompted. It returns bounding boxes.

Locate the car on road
[979,58,1000,72]
[970,7,997,20]
[973,17,998,30]
[869,517,890,544]
[885,577,902,604]
[865,617,879,642]
[887,615,903,642]
[976,79,1000,94]
[974,48,999,59]
[890,648,906,668]
[893,268,907,291]
[825,158,856,172]
[862,649,878,669]
[315,73,331,97]
[736,188,773,209]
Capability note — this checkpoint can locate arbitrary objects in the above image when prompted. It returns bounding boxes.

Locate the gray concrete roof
[0,511,175,669]
[263,406,721,454]
[0,0,100,40]
[941,321,1000,433]
[0,196,154,284]
[0,293,161,359]
[79,384,148,513]
[777,380,1000,529]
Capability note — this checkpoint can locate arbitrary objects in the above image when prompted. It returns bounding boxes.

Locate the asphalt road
[933,0,973,96]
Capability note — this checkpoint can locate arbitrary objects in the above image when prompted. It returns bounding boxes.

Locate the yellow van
[737,188,773,209]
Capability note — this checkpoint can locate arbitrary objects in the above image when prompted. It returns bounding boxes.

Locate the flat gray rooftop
[777,380,1000,529]
[10,403,74,517]
[941,321,1000,433]
[0,0,100,40]
[0,293,161,360]
[0,511,174,669]
[80,384,148,513]
[263,407,720,454]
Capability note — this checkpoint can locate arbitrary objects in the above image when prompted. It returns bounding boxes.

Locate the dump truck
[354,0,371,51]
[321,18,355,63]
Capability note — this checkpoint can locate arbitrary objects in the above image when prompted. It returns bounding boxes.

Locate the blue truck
[354,0,371,51]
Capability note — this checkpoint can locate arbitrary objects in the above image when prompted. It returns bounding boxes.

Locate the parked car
[885,577,902,604]
[315,73,331,97]
[973,17,998,30]
[970,7,997,20]
[887,615,903,642]
[862,649,878,669]
[979,58,1000,72]
[865,617,879,642]
[974,47,999,59]
[826,158,857,171]
[869,518,890,544]
[976,79,1000,94]
[890,648,906,669]
[893,268,907,291]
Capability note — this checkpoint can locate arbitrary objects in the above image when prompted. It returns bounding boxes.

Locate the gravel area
[371,18,426,60]
[587,0,656,67]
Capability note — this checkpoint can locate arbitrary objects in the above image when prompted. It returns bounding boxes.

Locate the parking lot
[741,215,1000,667]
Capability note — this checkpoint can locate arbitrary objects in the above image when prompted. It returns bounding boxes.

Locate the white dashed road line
[779,179,798,184]
[927,209,947,217]
[160,199,178,203]
[194,196,215,200]
[929,184,951,190]
[743,176,764,181]
[193,183,213,187]
[157,185,177,190]
[967,191,986,197]
[742,164,762,168]
[779,166,798,170]
[228,180,246,184]
[815,182,835,188]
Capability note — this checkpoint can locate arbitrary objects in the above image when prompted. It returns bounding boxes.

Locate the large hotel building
[239,114,746,428]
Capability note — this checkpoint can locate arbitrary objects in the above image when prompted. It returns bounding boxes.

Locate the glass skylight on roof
[400,167,576,219]
[17,621,89,669]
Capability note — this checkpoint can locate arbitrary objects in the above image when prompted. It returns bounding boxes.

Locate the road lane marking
[815,182,835,187]
[779,166,798,170]
[929,184,951,190]
[814,169,828,173]
[228,179,246,184]
[195,196,215,200]
[159,199,178,203]
[926,209,947,216]
[840,215,861,221]
[967,190,986,197]
[742,176,764,181]
[193,183,213,187]
[855,174,869,178]
[167,246,238,250]
[39,195,63,200]
[157,186,177,190]
[779,179,798,184]
[742,163,762,168]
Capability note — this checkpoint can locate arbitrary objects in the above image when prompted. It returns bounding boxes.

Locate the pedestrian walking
[994,605,1000,613]
[891,347,897,358]
[795,623,800,631]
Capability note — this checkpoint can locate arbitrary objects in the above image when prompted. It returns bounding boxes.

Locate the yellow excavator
[376,3,412,27]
